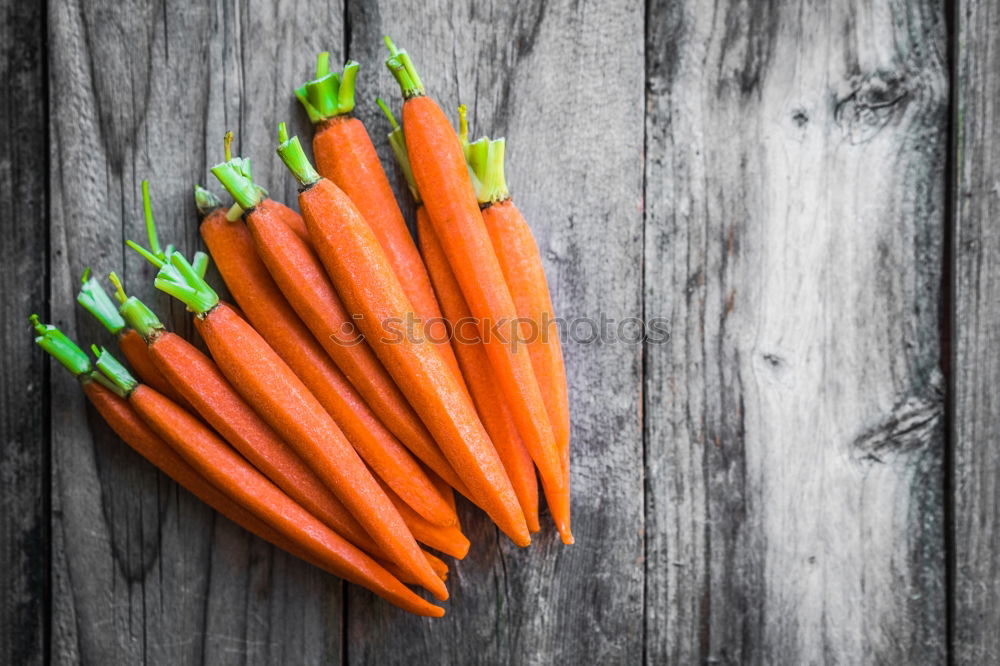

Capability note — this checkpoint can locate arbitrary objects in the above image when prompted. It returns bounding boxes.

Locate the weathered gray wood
[953,0,1000,662]
[48,0,344,663]
[346,1,646,663]
[643,0,949,663]
[0,0,48,663]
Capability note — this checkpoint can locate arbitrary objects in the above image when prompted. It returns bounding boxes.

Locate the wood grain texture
[1,0,48,663]
[643,0,949,663]
[953,0,1000,662]
[344,1,645,663]
[48,0,344,663]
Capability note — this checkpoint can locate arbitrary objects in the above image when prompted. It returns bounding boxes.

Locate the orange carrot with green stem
[106,270,424,560]
[295,55,463,384]
[210,142,471,502]
[459,110,571,489]
[383,39,571,543]
[275,123,530,547]
[195,185,459,528]
[91,341,445,616]
[30,318,442,615]
[131,247,448,601]
[379,103,540,532]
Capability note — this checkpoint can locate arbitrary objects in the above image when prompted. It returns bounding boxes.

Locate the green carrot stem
[91,344,138,396]
[276,123,320,187]
[463,133,509,205]
[126,240,164,269]
[141,180,165,260]
[377,97,420,202]
[77,268,127,335]
[30,314,92,378]
[192,251,210,279]
[212,162,261,210]
[295,54,360,123]
[212,132,267,211]
[383,37,425,99]
[458,104,470,154]
[31,316,123,394]
[150,251,219,315]
[108,272,165,340]
[195,185,223,217]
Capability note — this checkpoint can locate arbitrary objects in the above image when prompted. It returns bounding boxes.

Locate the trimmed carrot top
[457,105,509,205]
[194,185,223,218]
[211,132,269,216]
[30,315,124,396]
[77,268,127,335]
[107,272,165,341]
[383,37,425,100]
[375,98,419,203]
[275,123,321,188]
[295,53,359,123]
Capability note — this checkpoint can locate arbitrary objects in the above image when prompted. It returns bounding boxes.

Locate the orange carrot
[384,40,571,543]
[207,172,472,502]
[275,126,529,548]
[418,209,541,532]
[378,107,541,532]
[108,272,410,556]
[459,122,571,484]
[295,55,463,384]
[377,476,471,559]
[136,249,447,601]
[196,188,459,528]
[32,318,441,616]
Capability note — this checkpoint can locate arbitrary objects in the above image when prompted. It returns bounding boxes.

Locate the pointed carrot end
[526,515,542,533]
[429,579,449,602]
[559,528,575,545]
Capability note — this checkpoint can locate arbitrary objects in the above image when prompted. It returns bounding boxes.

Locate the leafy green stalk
[91,345,138,396]
[383,37,425,99]
[108,272,165,340]
[276,122,321,187]
[295,52,360,123]
[376,97,419,203]
[77,267,127,335]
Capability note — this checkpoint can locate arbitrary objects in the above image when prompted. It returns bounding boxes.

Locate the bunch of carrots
[30,39,570,617]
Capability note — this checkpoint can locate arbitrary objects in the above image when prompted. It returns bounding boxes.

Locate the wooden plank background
[1,0,996,663]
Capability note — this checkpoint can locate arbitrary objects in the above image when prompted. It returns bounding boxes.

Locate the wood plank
[48,0,344,663]
[643,0,949,662]
[345,1,646,663]
[0,0,48,663]
[953,0,1000,662]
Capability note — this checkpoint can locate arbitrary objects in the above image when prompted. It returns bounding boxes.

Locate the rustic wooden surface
[953,0,1000,663]
[0,0,994,663]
